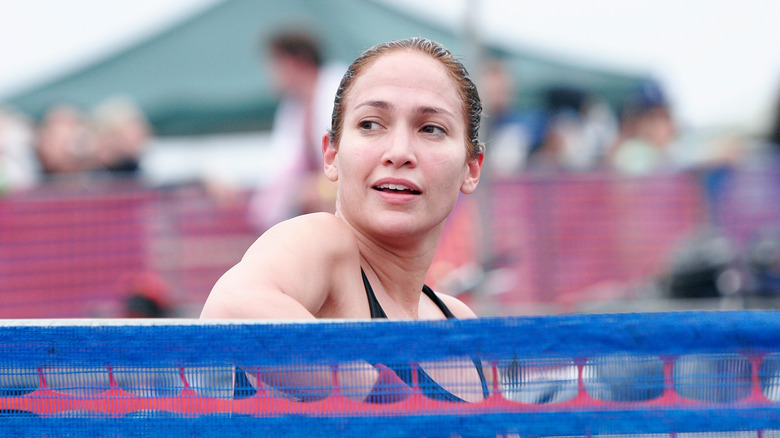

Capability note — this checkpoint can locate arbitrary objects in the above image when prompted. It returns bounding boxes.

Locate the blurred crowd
[2,54,778,201]
[1,30,780,315]
[0,96,151,193]
[480,58,780,179]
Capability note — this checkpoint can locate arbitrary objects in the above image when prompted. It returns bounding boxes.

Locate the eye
[359,120,381,131]
[421,124,446,136]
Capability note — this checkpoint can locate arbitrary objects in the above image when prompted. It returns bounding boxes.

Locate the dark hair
[267,31,323,67]
[328,37,484,159]
[125,293,168,318]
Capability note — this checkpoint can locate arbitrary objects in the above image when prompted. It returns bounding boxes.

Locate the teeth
[378,183,411,191]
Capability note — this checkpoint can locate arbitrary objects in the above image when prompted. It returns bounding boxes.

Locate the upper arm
[200,213,358,319]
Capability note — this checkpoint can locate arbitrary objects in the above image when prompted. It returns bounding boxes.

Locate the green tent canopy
[1,0,649,136]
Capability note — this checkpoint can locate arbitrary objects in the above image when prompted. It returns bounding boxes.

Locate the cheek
[335,145,374,182]
[428,150,469,181]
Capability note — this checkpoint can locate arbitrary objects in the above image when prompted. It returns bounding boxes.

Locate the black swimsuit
[234,270,490,401]
[361,268,490,402]
[362,268,456,319]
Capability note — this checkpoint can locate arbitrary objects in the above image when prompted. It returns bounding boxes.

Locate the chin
[371,213,445,240]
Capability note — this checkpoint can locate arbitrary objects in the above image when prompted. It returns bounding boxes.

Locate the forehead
[345,50,463,116]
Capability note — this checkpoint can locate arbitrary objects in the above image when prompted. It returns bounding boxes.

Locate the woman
[201,37,487,403]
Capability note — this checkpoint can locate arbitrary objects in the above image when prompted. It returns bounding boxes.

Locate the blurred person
[609,80,753,229]
[527,87,617,172]
[0,107,40,192]
[90,96,151,177]
[34,104,99,178]
[480,59,544,176]
[121,271,173,318]
[87,271,174,318]
[663,226,742,299]
[247,30,346,230]
[607,80,677,174]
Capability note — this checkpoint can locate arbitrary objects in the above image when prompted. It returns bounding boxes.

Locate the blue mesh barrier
[1,312,780,436]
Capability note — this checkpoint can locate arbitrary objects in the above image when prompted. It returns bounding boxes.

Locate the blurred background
[1,0,779,318]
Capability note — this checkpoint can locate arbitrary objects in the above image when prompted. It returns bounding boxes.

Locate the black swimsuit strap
[362,268,387,318]
[422,284,456,319]
[361,267,454,319]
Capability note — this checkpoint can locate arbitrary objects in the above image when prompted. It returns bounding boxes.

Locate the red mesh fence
[487,172,706,308]
[1,166,779,318]
[1,354,776,417]
[0,181,257,318]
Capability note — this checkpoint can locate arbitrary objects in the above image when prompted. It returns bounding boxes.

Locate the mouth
[372,183,421,195]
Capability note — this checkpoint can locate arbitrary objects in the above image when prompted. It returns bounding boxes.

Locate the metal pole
[460,0,498,314]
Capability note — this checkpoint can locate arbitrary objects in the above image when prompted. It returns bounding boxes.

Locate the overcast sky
[1,0,778,132]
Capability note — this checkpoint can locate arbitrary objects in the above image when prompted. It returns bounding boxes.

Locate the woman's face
[324,50,482,240]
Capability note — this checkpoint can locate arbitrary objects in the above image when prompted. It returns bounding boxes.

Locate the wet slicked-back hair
[328,37,484,159]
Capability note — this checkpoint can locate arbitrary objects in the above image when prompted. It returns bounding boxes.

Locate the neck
[346,219,444,317]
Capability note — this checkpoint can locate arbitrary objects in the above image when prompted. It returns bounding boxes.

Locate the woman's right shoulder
[202,213,360,319]
[246,212,358,265]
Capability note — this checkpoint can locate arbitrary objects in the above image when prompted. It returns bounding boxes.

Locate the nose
[382,128,417,168]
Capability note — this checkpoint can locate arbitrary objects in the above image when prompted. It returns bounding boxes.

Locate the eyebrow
[354,100,456,118]
[355,100,393,111]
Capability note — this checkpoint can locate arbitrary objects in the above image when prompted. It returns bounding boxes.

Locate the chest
[313,271,447,320]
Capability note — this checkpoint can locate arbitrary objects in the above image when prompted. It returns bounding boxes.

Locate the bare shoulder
[435,292,478,319]
[242,212,360,283]
[201,213,359,319]
[253,212,356,258]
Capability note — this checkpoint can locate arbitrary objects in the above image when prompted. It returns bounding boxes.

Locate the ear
[460,154,483,194]
[322,133,339,182]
